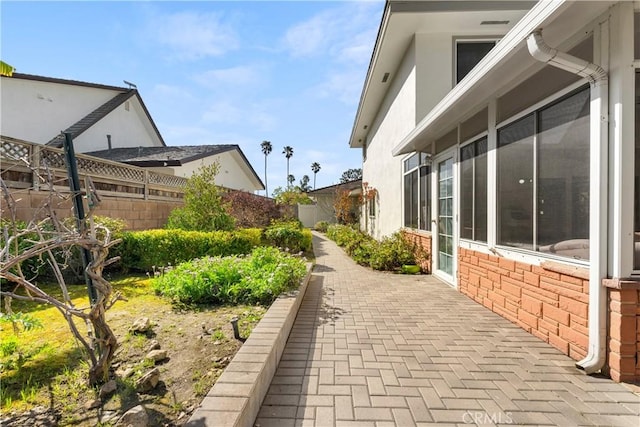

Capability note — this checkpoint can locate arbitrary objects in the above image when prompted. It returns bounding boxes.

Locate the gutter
[526,30,608,374]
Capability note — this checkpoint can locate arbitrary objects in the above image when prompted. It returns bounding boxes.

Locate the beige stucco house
[351,0,639,382]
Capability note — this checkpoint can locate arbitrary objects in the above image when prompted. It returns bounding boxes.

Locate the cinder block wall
[5,190,183,230]
[458,248,589,361]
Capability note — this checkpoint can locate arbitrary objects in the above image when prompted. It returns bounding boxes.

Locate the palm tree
[283,146,294,187]
[260,140,272,197]
[288,174,295,187]
[311,162,321,189]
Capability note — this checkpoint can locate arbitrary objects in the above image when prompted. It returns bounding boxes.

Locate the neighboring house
[1,73,264,192]
[350,1,639,382]
[300,179,362,227]
[87,145,264,193]
[1,73,165,152]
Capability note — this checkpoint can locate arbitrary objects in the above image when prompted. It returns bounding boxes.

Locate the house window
[460,136,487,242]
[456,40,497,83]
[497,86,590,260]
[369,193,376,217]
[403,153,431,231]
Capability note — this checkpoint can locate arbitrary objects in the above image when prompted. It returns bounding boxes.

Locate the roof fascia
[133,92,167,147]
[8,72,129,92]
[124,160,182,167]
[391,0,572,156]
[349,1,536,149]
[231,146,265,190]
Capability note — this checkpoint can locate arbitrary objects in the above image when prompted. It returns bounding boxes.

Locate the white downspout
[526,30,608,374]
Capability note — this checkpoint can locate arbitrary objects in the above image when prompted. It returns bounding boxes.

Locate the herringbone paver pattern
[255,233,640,426]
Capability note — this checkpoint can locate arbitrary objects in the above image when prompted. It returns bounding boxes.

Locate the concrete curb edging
[186,263,313,427]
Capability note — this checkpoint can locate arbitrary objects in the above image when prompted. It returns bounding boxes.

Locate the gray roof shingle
[86,145,237,166]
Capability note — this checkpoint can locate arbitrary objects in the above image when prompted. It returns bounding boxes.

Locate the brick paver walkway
[255,232,640,426]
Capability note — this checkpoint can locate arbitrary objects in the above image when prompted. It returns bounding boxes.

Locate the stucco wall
[74,100,164,152]
[171,150,260,192]
[363,40,417,239]
[1,76,164,152]
[415,33,455,123]
[1,77,116,144]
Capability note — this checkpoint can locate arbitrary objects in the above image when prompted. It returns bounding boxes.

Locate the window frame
[459,134,488,243]
[403,152,432,232]
[495,84,591,262]
[453,37,500,85]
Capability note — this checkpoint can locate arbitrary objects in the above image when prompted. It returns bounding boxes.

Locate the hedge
[118,228,262,272]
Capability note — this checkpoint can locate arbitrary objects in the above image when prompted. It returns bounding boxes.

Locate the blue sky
[1,0,384,193]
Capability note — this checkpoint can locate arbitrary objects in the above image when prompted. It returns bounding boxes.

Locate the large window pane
[497,115,534,250]
[460,144,475,239]
[537,88,590,260]
[456,41,496,83]
[404,170,418,228]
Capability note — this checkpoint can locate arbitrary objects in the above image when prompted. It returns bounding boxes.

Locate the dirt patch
[0,277,266,426]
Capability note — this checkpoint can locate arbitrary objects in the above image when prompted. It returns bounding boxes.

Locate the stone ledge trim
[602,277,640,290]
[186,263,313,427]
[540,260,589,280]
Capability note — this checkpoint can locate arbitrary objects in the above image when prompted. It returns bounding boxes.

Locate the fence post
[144,170,149,200]
[62,133,98,305]
[32,144,40,191]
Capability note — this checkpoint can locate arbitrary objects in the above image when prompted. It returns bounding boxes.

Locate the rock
[130,317,152,333]
[145,339,160,351]
[101,410,119,424]
[118,367,135,378]
[99,380,117,398]
[135,368,160,393]
[145,349,168,363]
[84,398,101,410]
[117,405,149,427]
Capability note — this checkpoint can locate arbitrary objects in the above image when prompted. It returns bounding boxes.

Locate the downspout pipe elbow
[526,30,607,84]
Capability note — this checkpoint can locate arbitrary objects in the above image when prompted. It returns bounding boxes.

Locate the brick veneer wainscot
[458,248,589,361]
[603,279,640,383]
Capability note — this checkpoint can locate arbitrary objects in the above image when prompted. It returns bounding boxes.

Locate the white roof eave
[391,0,572,156]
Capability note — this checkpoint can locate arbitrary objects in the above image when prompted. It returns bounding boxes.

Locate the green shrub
[326,225,419,272]
[368,232,415,271]
[152,246,307,305]
[165,162,235,232]
[118,228,262,272]
[314,221,330,232]
[264,220,312,253]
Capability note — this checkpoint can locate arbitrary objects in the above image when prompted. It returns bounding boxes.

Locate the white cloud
[310,68,366,105]
[282,1,381,65]
[151,84,195,102]
[193,65,262,89]
[146,11,238,60]
[202,100,277,132]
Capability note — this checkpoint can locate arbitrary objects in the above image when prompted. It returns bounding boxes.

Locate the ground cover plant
[153,246,307,305]
[325,224,423,271]
[0,275,267,426]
